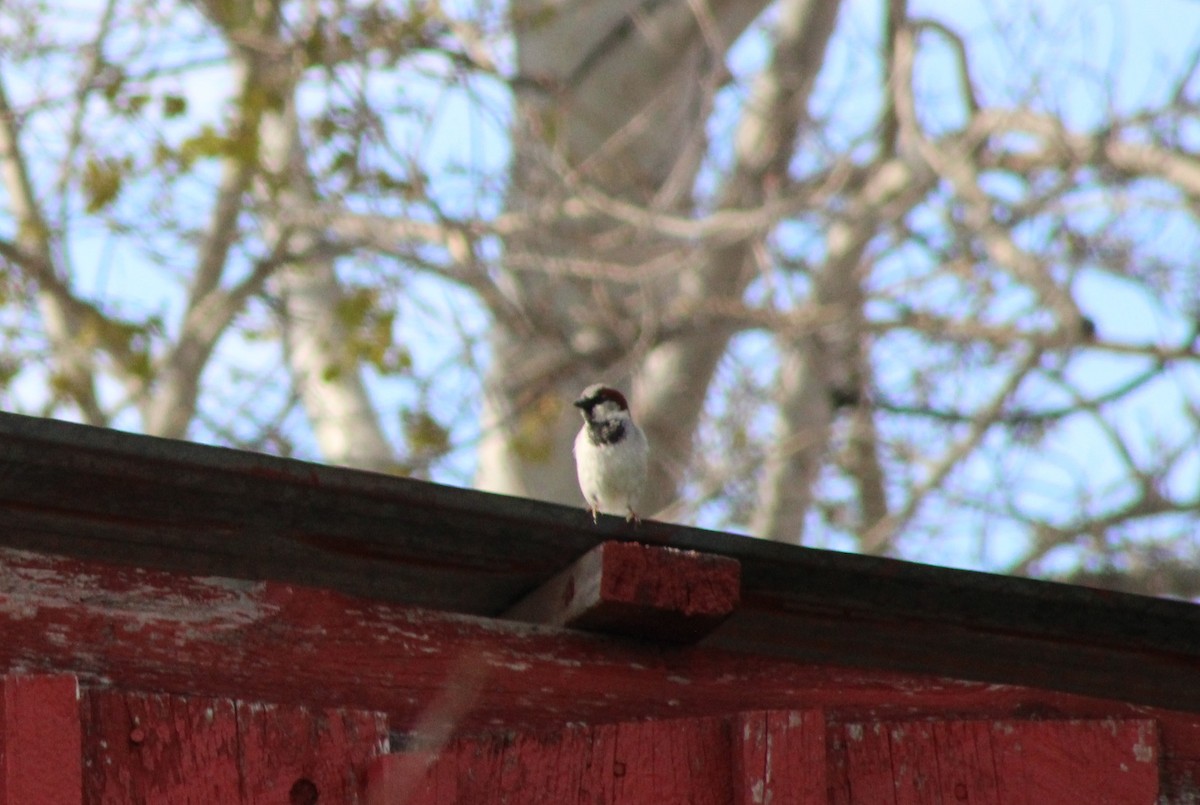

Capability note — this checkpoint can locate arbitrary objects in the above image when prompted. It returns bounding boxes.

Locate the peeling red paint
[1,549,1199,801]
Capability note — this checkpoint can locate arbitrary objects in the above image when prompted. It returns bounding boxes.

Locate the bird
[573,383,649,523]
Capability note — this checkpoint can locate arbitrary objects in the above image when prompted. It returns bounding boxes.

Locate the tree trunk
[258,100,396,473]
[477,0,805,513]
[225,4,396,473]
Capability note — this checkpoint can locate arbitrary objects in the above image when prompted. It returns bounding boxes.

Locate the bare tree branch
[637,0,844,515]
[878,0,908,154]
[476,0,781,506]
[262,99,395,471]
[54,0,118,222]
[5,0,1200,597]
[751,152,933,542]
[894,21,1084,333]
[0,72,105,424]
[973,107,1200,198]
[749,339,833,540]
[141,52,269,437]
[861,346,1044,554]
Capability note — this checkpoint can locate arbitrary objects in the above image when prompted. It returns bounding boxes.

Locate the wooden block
[0,674,81,805]
[502,541,740,642]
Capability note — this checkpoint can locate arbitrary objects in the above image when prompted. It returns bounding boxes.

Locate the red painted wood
[81,690,386,804]
[0,546,1168,732]
[82,693,241,804]
[379,711,829,804]
[836,722,896,805]
[832,719,1159,804]
[236,701,386,804]
[1149,713,1200,802]
[613,717,733,804]
[381,716,733,804]
[3,549,1199,794]
[0,674,81,805]
[886,721,939,805]
[365,752,438,805]
[9,409,1200,721]
[503,541,741,642]
[990,720,1159,804]
[734,710,825,805]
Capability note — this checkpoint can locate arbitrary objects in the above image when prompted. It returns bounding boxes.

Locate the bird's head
[573,384,631,423]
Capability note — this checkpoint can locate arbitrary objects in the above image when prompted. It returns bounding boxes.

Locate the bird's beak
[572,397,589,409]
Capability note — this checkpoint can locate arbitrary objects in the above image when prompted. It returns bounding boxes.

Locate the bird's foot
[625,508,641,526]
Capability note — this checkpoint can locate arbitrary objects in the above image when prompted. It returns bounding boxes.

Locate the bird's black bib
[587,419,626,446]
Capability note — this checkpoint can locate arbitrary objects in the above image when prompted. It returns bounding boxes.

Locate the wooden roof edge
[2,409,1199,669]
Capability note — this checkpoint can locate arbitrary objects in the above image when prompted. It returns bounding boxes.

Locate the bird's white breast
[574,422,648,515]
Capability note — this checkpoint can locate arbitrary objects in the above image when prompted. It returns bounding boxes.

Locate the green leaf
[315,116,339,141]
[100,67,126,102]
[0,356,19,389]
[120,93,149,116]
[179,125,229,162]
[162,94,187,118]
[152,142,175,167]
[336,287,378,329]
[82,157,125,213]
[334,288,413,375]
[402,409,450,458]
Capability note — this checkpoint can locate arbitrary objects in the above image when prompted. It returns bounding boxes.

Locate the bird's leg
[589,502,599,524]
[625,507,641,525]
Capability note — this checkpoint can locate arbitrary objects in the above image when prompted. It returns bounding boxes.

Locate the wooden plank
[82,690,386,804]
[82,693,242,804]
[5,412,1200,713]
[381,716,733,804]
[503,541,740,642]
[834,719,1159,804]
[734,710,826,805]
[576,722,618,804]
[930,721,1001,805]
[886,721,939,805]
[235,701,388,804]
[365,753,440,805]
[389,713,824,804]
[1145,710,1200,803]
[0,674,81,805]
[1,544,1198,744]
[614,717,733,804]
[990,720,1159,804]
[840,722,898,804]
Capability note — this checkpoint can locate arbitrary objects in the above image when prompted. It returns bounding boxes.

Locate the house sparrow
[573,384,649,523]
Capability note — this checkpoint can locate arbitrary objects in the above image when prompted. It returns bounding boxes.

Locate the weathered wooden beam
[3,547,1200,797]
[502,541,740,642]
[5,412,1200,714]
[0,546,1192,736]
[0,675,81,805]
